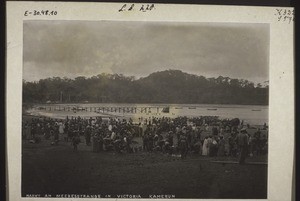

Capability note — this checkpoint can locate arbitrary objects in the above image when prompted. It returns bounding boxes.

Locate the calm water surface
[32,103,268,125]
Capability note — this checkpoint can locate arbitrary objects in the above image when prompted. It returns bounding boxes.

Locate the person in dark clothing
[143,133,149,151]
[229,132,237,157]
[72,133,80,151]
[85,126,91,146]
[212,126,218,136]
[114,136,122,153]
[254,128,262,155]
[54,128,59,145]
[92,134,100,152]
[179,134,188,159]
[147,134,154,152]
[237,128,249,164]
[167,131,174,146]
[210,137,218,157]
[217,136,225,156]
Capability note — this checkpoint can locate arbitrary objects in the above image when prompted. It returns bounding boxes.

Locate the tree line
[23,70,268,105]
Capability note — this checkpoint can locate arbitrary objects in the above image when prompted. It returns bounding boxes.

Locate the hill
[23,70,268,105]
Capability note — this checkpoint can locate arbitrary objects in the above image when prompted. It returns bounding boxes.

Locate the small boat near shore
[207,108,217,111]
[252,109,261,111]
[188,107,196,109]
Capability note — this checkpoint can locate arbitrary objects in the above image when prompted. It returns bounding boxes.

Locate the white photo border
[6,2,294,201]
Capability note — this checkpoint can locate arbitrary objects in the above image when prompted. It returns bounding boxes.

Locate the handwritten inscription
[275,8,294,24]
[24,10,58,16]
[118,4,155,12]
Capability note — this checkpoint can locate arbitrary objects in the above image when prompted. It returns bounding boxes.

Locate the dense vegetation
[23,70,268,105]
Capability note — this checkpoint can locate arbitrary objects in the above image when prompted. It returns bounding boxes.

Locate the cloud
[23,20,269,83]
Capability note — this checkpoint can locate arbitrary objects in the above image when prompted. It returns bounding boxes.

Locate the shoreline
[23,112,267,128]
[23,103,268,126]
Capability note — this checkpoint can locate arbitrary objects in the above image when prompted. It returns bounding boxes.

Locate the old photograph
[21,20,269,199]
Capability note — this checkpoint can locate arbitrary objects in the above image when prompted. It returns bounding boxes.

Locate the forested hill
[23,70,268,105]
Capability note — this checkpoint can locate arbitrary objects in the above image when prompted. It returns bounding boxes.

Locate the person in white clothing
[202,137,209,156]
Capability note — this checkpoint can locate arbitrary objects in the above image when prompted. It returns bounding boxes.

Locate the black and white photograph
[5,2,297,201]
[21,20,270,199]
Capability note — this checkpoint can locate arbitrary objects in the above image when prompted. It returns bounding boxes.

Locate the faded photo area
[22,20,269,199]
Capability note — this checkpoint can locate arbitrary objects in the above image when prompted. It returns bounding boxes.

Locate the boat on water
[207,108,217,111]
[252,109,262,111]
[188,107,196,109]
[175,107,182,109]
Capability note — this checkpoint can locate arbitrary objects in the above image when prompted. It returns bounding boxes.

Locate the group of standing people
[22,115,268,163]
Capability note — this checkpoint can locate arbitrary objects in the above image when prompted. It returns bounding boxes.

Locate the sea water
[28,103,268,125]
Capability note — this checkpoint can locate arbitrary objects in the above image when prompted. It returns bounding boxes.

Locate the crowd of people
[22,115,268,161]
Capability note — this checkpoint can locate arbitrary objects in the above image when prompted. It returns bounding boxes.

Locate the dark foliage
[23,70,268,105]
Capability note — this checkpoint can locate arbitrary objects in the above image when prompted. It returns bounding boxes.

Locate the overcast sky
[23,20,269,83]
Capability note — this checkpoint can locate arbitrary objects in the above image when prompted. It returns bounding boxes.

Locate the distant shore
[23,102,269,107]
